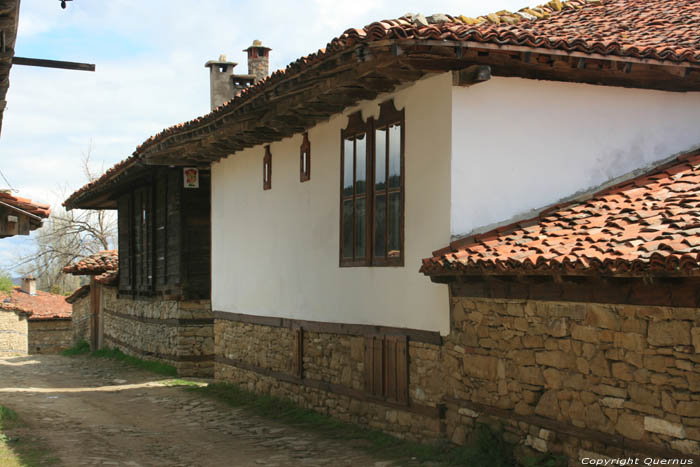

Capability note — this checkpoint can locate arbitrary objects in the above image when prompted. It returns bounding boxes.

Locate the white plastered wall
[212,73,452,334]
[451,77,700,237]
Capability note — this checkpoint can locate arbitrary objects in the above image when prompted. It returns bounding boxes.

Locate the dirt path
[0,355,397,467]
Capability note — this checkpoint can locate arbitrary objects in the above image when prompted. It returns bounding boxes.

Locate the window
[340,100,404,267]
[263,145,272,190]
[364,335,408,404]
[300,133,311,182]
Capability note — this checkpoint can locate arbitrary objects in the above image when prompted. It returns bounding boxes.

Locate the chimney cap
[205,58,238,69]
[243,40,271,52]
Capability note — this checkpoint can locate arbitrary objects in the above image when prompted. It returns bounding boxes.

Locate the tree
[13,146,116,294]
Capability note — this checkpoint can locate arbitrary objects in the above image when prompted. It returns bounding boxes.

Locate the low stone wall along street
[102,287,214,377]
[214,315,444,442]
[444,297,700,463]
[28,319,72,354]
[0,310,28,355]
[214,298,700,464]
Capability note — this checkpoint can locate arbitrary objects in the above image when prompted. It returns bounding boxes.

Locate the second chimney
[21,276,36,296]
[244,40,271,83]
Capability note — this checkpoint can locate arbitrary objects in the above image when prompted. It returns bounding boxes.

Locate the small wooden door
[89,279,101,351]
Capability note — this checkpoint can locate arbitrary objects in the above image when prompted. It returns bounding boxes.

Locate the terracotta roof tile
[64,0,700,209]
[0,287,71,320]
[63,250,118,276]
[65,284,90,304]
[0,190,50,218]
[422,149,700,277]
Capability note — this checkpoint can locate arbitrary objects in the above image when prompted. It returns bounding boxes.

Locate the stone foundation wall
[28,319,72,354]
[215,318,443,441]
[102,287,214,376]
[71,294,90,344]
[444,297,700,463]
[0,310,28,356]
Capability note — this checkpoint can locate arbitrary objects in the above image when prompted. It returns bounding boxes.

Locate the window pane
[356,134,367,195]
[343,138,354,196]
[355,197,366,258]
[388,192,401,257]
[302,151,307,174]
[375,128,386,190]
[343,199,353,258]
[374,194,386,258]
[389,123,401,189]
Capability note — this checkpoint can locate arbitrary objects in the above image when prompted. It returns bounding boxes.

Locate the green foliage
[90,347,177,376]
[0,406,17,429]
[0,274,13,294]
[60,340,91,356]
[522,453,568,467]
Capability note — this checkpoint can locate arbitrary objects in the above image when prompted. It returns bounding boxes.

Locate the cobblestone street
[0,355,399,467]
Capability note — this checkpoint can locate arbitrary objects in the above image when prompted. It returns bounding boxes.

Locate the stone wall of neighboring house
[71,294,91,344]
[27,319,72,354]
[0,310,28,355]
[102,287,214,376]
[443,297,700,463]
[214,316,444,442]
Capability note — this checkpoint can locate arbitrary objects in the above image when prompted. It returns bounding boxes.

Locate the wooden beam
[452,65,491,87]
[12,56,95,72]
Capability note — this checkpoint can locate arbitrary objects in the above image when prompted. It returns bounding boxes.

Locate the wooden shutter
[385,335,408,405]
[364,334,408,405]
[293,327,304,378]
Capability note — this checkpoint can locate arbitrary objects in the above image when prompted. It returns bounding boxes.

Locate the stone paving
[0,355,419,467]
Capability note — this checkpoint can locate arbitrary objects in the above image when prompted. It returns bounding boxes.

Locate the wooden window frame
[300,133,311,182]
[339,100,405,267]
[263,145,272,190]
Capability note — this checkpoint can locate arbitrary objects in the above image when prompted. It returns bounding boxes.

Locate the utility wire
[0,168,17,192]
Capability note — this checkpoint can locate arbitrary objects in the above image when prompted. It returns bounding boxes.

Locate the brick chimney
[21,276,36,296]
[205,54,256,111]
[244,40,271,83]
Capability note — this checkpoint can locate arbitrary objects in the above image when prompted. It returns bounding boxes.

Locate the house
[64,250,118,349]
[0,190,50,238]
[0,277,72,355]
[64,0,700,461]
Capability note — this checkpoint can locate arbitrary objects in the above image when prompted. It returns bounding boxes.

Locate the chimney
[204,54,239,110]
[204,54,257,111]
[21,276,36,296]
[244,40,271,83]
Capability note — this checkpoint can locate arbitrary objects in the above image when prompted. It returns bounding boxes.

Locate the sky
[0,0,533,268]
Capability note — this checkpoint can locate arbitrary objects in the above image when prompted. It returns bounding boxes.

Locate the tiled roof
[64,0,700,209]
[65,284,90,304]
[94,270,118,286]
[0,287,72,320]
[63,250,118,275]
[131,0,699,158]
[422,149,700,277]
[0,190,51,219]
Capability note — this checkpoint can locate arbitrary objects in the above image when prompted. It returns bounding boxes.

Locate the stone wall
[102,287,214,376]
[71,294,90,344]
[0,310,28,355]
[215,318,443,441]
[443,297,700,463]
[28,319,72,354]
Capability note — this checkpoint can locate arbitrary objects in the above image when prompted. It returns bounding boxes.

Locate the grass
[189,383,567,466]
[90,347,178,376]
[61,342,178,376]
[60,340,91,356]
[0,405,58,467]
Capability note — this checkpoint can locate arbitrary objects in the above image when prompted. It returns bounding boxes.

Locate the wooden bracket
[452,65,492,87]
